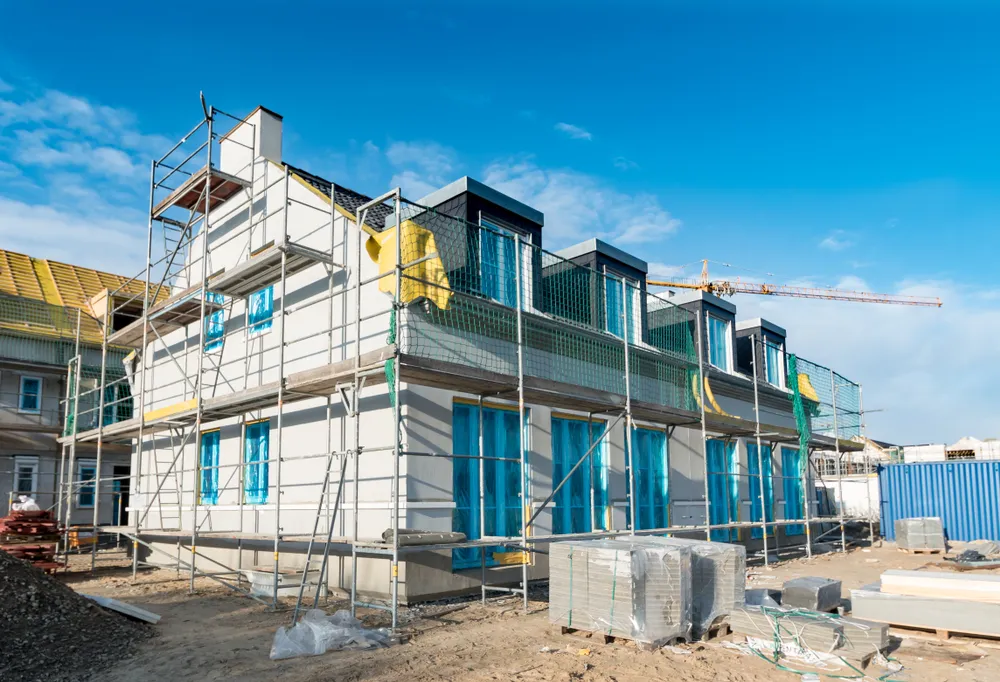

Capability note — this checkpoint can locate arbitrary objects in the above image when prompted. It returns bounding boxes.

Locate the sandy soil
[58,544,1000,682]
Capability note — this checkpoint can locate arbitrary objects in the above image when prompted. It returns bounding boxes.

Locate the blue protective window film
[747,443,775,539]
[781,446,805,535]
[244,420,270,504]
[625,427,669,531]
[480,221,518,308]
[204,292,225,351]
[452,403,525,570]
[77,462,97,508]
[707,314,731,371]
[200,430,220,505]
[706,439,738,541]
[248,286,274,335]
[18,376,41,412]
[551,417,609,534]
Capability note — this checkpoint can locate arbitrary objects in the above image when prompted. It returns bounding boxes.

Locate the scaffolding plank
[208,241,336,298]
[106,284,223,348]
[287,346,396,395]
[152,166,249,219]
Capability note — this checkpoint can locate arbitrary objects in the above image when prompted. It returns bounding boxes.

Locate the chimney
[219,106,283,179]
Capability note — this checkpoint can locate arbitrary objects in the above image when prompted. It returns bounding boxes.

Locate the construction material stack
[0,508,62,572]
[634,536,746,638]
[782,576,842,613]
[852,570,1000,638]
[730,606,889,663]
[549,539,693,647]
[894,517,946,552]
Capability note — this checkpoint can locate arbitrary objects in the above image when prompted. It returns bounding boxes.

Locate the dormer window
[480,217,533,309]
[764,337,785,388]
[604,274,642,343]
[706,313,732,372]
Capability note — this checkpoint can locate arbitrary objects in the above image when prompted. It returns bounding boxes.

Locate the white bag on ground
[270,609,392,660]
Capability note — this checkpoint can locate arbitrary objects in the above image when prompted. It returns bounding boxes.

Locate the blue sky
[1,1,998,443]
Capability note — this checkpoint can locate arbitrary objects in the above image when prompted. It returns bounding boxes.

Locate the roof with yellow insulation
[0,249,146,346]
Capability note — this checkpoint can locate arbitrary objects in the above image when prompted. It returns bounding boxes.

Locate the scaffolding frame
[54,104,872,629]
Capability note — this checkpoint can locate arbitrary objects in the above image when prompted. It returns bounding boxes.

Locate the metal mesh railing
[790,354,861,441]
[392,199,698,413]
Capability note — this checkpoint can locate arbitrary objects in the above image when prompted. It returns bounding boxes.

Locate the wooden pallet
[560,626,688,651]
[897,547,944,555]
[696,619,731,642]
[888,623,1000,643]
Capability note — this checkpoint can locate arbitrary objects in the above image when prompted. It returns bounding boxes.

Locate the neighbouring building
[64,105,865,606]
[0,251,137,525]
[903,437,1000,463]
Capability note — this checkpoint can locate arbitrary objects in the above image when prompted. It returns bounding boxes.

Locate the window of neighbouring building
[18,376,41,414]
[706,314,731,372]
[244,420,270,504]
[747,443,774,539]
[551,416,609,535]
[14,456,39,495]
[625,426,669,531]
[452,401,526,570]
[77,459,97,508]
[199,430,220,505]
[248,285,274,336]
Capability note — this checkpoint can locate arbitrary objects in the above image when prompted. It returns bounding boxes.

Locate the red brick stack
[0,509,63,572]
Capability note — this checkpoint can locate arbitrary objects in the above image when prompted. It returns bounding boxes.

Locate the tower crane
[646,260,942,307]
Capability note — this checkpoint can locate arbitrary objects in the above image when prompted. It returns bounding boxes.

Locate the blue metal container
[879,461,1000,542]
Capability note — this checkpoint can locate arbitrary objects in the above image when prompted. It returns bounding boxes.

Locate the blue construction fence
[879,460,1000,542]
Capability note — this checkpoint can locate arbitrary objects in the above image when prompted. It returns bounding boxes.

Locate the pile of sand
[0,550,153,681]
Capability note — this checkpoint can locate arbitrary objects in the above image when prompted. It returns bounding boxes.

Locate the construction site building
[58,105,867,622]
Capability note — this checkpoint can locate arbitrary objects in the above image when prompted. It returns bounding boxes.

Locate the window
[14,456,39,495]
[626,427,669,531]
[781,447,805,535]
[248,286,273,336]
[551,416,609,535]
[244,420,269,504]
[706,439,738,541]
[77,459,97,508]
[18,376,41,414]
[204,292,225,351]
[452,402,526,570]
[199,430,220,505]
[604,275,642,343]
[747,443,774,539]
[764,338,785,387]
[102,382,134,425]
[479,219,519,308]
[706,315,731,372]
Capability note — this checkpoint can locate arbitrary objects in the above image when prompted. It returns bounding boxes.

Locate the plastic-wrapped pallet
[895,517,945,551]
[549,541,594,631]
[633,536,746,638]
[549,539,693,645]
[782,577,842,612]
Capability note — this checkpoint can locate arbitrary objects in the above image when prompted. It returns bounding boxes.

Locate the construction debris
[270,609,392,660]
[0,507,63,572]
[781,577,841,613]
[0,550,152,682]
[83,594,162,624]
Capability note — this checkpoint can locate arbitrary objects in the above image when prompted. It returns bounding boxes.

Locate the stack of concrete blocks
[782,577,842,613]
[731,606,889,661]
[633,536,746,638]
[894,517,946,551]
[549,539,693,645]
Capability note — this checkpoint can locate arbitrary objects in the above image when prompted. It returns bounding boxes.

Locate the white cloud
[614,156,638,171]
[555,122,593,141]
[735,278,996,444]
[647,261,689,279]
[385,141,459,199]
[819,230,854,251]
[0,77,12,93]
[483,158,680,249]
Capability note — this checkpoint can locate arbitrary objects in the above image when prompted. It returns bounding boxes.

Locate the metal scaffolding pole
[696,316,712,541]
[515,233,529,611]
[349,204,366,619]
[190,111,214,593]
[56,309,82,535]
[860,384,877,547]
[272,165,291,608]
[803,446,814,559]
[620,276,636,537]
[830,368,846,553]
[62,312,83,565]
[750,335,769,566]
[90,303,111,571]
[390,190,402,627]
[478,393,486,605]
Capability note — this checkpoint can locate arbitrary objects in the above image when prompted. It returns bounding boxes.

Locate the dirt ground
[58,543,1000,682]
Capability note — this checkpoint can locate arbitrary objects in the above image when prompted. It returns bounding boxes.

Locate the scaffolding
[56,104,871,627]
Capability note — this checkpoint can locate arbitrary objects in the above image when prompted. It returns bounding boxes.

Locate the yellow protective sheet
[365,220,451,310]
[796,372,820,402]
